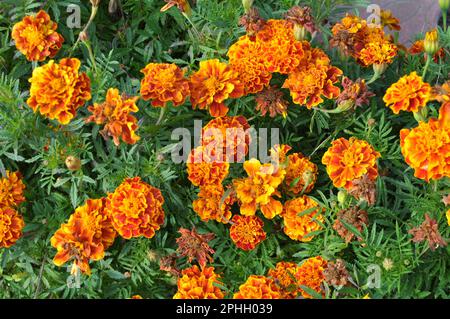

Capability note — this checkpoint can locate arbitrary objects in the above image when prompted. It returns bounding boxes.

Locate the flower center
[204,76,222,92]
[23,26,45,47]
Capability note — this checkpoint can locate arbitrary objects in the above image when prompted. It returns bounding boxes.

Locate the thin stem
[366,72,380,85]
[82,40,97,74]
[443,11,447,33]
[422,54,432,80]
[69,5,99,56]
[156,107,166,125]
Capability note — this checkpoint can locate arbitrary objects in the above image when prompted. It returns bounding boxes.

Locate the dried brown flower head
[333,206,369,243]
[239,7,266,38]
[348,173,377,206]
[176,227,215,268]
[255,86,289,118]
[284,6,317,34]
[159,253,181,277]
[323,259,350,287]
[409,214,447,251]
[336,77,375,111]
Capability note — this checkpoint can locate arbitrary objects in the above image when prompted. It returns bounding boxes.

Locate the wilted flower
[65,156,82,171]
[409,213,447,251]
[380,9,401,31]
[161,0,192,15]
[348,174,377,205]
[239,7,266,37]
[255,86,289,118]
[336,77,375,111]
[285,6,317,40]
[176,227,215,268]
[160,253,181,277]
[323,259,350,287]
[333,206,369,243]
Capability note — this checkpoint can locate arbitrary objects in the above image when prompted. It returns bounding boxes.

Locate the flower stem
[156,107,166,125]
[443,11,448,32]
[83,40,97,74]
[70,5,99,56]
[366,72,380,85]
[422,54,432,80]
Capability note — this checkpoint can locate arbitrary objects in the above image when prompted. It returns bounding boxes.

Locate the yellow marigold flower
[267,261,301,299]
[12,10,64,62]
[296,256,327,298]
[192,184,234,223]
[380,9,401,31]
[228,36,272,95]
[50,198,117,275]
[86,88,140,146]
[27,58,91,125]
[322,137,380,189]
[140,63,190,107]
[189,59,244,117]
[400,103,450,182]
[186,146,230,187]
[173,266,225,299]
[0,171,26,208]
[233,159,286,219]
[229,215,266,251]
[201,116,251,163]
[285,153,318,194]
[0,206,25,248]
[358,40,398,67]
[282,196,324,242]
[283,44,342,109]
[106,177,165,239]
[233,275,281,299]
[383,72,432,114]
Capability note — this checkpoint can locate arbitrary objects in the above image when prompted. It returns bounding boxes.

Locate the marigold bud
[373,63,388,77]
[293,24,308,41]
[90,0,101,7]
[79,31,88,42]
[439,0,450,11]
[337,190,347,206]
[242,0,254,13]
[424,29,439,56]
[65,156,81,171]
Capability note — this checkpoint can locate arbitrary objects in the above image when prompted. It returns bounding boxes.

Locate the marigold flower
[336,77,375,111]
[131,295,143,299]
[12,10,64,62]
[0,206,25,248]
[173,266,225,299]
[140,63,190,107]
[409,213,447,251]
[0,171,26,208]
[348,174,377,205]
[399,104,450,181]
[267,262,301,299]
[192,184,234,223]
[432,81,450,103]
[409,40,445,63]
[282,196,323,242]
[383,72,431,114]
[229,215,266,251]
[255,86,289,118]
[323,259,350,287]
[106,177,165,239]
[283,45,342,109]
[27,58,91,125]
[186,146,230,187]
[270,144,292,165]
[238,7,266,38]
[189,59,244,117]
[333,206,369,243]
[233,159,286,219]
[284,153,318,194]
[285,6,317,35]
[322,137,380,189]
[380,9,401,31]
[86,88,140,146]
[296,256,327,298]
[233,275,281,299]
[176,227,215,268]
[201,116,251,163]
[50,198,117,275]
[160,253,181,277]
[330,14,370,57]
[358,40,398,67]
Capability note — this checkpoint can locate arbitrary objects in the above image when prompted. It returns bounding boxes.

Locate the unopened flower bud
[439,0,450,11]
[373,63,388,77]
[337,190,347,206]
[293,24,308,41]
[242,0,254,13]
[65,156,81,171]
[424,29,439,56]
[79,31,88,42]
[382,258,394,271]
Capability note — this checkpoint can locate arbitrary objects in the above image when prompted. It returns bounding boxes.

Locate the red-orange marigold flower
[50,198,117,275]
[282,196,324,242]
[189,59,244,117]
[296,256,327,298]
[383,72,432,114]
[358,40,398,67]
[233,159,286,219]
[192,184,234,223]
[285,153,318,194]
[0,171,26,208]
[0,206,25,248]
[187,146,230,187]
[229,215,266,251]
[86,88,140,146]
[106,177,165,239]
[267,261,301,299]
[173,266,225,299]
[12,10,64,62]
[399,103,450,181]
[27,58,91,125]
[140,63,190,107]
[233,275,281,299]
[322,137,380,189]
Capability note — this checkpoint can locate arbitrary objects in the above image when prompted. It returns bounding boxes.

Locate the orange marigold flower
[228,36,272,95]
[380,9,401,31]
[106,177,165,239]
[0,171,26,208]
[12,10,64,62]
[192,184,234,223]
[284,153,318,194]
[229,215,266,251]
[255,86,289,118]
[267,261,301,299]
[173,266,225,299]
[358,40,398,67]
[296,256,327,298]
[283,45,342,109]
[399,103,450,181]
[409,40,446,63]
[383,71,431,114]
[270,144,292,165]
[432,81,450,103]
[330,14,370,57]
[233,275,281,299]
[140,63,190,107]
[233,159,286,219]
[27,58,91,125]
[189,59,244,117]
[130,295,143,299]
[187,146,230,187]
[86,88,140,146]
[50,198,117,275]
[282,196,324,242]
[176,227,215,268]
[0,206,25,248]
[201,116,251,163]
[322,137,380,189]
